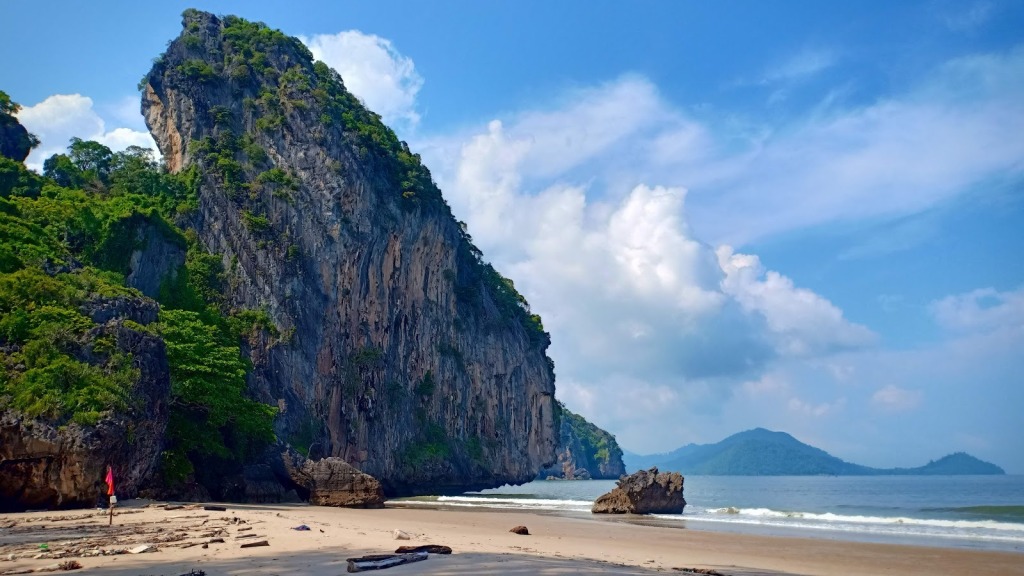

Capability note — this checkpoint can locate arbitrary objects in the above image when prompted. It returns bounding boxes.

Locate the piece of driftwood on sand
[346,552,428,572]
[394,544,452,554]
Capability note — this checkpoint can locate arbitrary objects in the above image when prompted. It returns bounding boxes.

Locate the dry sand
[1,501,1021,576]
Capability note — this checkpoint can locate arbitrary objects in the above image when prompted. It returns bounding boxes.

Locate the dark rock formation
[538,403,625,480]
[0,299,170,511]
[591,467,685,515]
[280,448,385,508]
[141,10,557,495]
[0,103,36,162]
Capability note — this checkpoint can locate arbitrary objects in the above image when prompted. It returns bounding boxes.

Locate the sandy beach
[1,501,1022,576]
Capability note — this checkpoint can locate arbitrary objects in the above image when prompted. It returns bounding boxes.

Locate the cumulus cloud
[930,286,1024,333]
[411,50,1021,463]
[418,76,878,450]
[17,94,156,172]
[300,31,423,130]
[871,385,923,412]
[717,246,876,356]
[410,46,1023,460]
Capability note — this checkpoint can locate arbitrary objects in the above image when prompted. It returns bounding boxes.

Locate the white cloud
[761,49,837,84]
[410,44,1021,466]
[931,286,1024,334]
[871,385,923,413]
[717,246,876,356]
[691,47,1024,245]
[789,395,846,417]
[419,76,875,446]
[300,31,423,130]
[17,94,157,172]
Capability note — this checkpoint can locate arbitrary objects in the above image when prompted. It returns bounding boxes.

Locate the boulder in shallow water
[591,467,685,514]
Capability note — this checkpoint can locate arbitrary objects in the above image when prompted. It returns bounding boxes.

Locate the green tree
[158,309,276,482]
[67,138,113,184]
[0,91,17,116]
[42,153,83,188]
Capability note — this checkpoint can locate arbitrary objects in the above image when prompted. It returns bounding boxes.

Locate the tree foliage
[158,309,276,481]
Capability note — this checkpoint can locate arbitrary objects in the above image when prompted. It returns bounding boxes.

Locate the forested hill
[624,428,1005,476]
[537,402,626,480]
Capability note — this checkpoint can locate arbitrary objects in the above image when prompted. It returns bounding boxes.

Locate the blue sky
[2,1,1022,472]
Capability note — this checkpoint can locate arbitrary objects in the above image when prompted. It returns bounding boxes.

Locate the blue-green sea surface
[395,475,1024,553]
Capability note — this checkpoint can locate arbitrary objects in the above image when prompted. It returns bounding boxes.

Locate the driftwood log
[394,545,452,554]
[346,552,428,572]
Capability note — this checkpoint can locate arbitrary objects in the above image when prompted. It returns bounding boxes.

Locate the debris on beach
[346,552,428,572]
[239,540,269,549]
[291,525,311,531]
[394,545,452,554]
[391,529,411,540]
[671,569,726,575]
[0,508,267,566]
[509,525,530,535]
[128,545,154,554]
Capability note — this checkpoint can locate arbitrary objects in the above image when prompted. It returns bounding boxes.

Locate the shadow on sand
[89,548,794,576]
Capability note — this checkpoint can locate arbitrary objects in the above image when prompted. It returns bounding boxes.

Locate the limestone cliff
[539,403,625,480]
[141,11,557,494]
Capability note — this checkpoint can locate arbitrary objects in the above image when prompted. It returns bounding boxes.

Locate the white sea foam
[397,495,593,512]
[701,506,1024,533]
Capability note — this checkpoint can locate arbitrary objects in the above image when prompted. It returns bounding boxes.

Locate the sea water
[396,475,1024,553]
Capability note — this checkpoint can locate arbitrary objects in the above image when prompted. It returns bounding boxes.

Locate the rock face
[121,215,187,299]
[142,11,558,495]
[280,448,385,508]
[0,299,170,511]
[0,105,36,162]
[591,467,685,514]
[538,404,625,480]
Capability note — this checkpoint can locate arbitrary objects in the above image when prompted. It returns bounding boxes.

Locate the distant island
[624,428,1005,476]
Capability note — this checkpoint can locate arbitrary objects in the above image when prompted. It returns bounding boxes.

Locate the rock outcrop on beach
[0,298,170,511]
[591,467,685,514]
[141,10,558,495]
[279,448,385,508]
[538,403,625,480]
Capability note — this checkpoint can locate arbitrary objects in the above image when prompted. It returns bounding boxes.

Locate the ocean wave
[677,507,1024,544]
[396,495,593,511]
[923,505,1024,520]
[701,506,1024,532]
